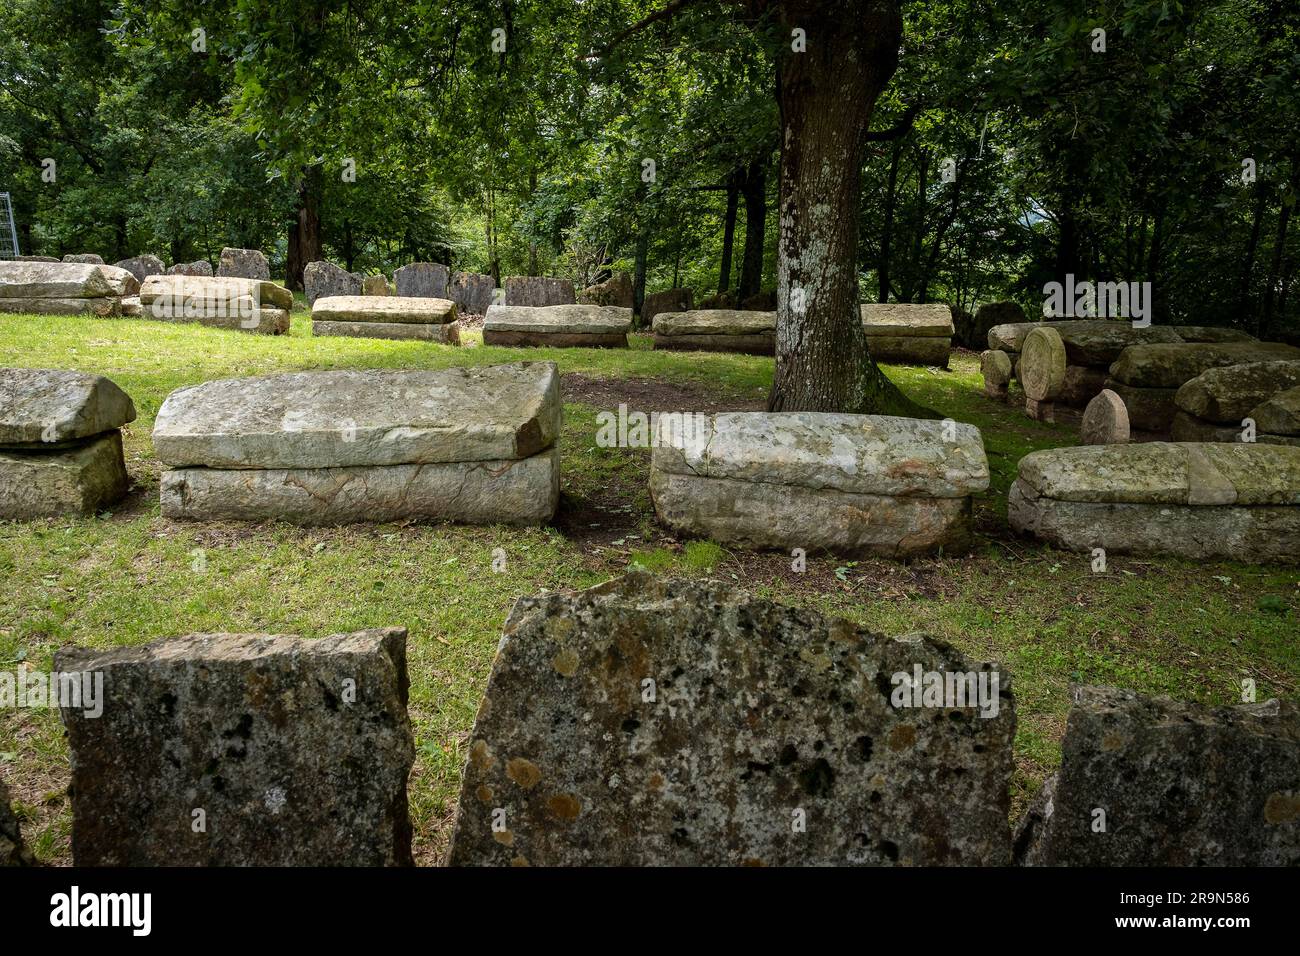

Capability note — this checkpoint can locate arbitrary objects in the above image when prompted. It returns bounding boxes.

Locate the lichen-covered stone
[1248,386,1300,437]
[0,368,136,445]
[111,254,165,282]
[1103,380,1178,431]
[1080,389,1129,445]
[1176,361,1300,424]
[653,332,774,355]
[153,362,560,469]
[449,271,496,316]
[161,447,558,526]
[653,309,775,336]
[312,320,461,343]
[139,274,293,312]
[577,272,633,308]
[0,296,123,317]
[447,572,1015,866]
[166,260,213,277]
[865,335,951,367]
[0,432,129,518]
[503,276,576,307]
[1021,327,1066,401]
[0,261,138,299]
[0,777,34,866]
[1169,326,1257,344]
[1109,342,1300,389]
[216,247,270,280]
[394,262,449,298]
[1016,686,1300,866]
[362,274,390,296]
[303,260,361,305]
[981,349,1012,398]
[56,629,415,866]
[311,295,456,325]
[641,288,694,324]
[859,303,954,337]
[62,253,104,264]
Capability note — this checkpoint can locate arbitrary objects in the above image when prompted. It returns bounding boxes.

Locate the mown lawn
[2,311,1296,865]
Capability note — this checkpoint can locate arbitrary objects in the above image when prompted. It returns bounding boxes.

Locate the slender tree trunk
[739,156,767,299]
[285,166,322,291]
[633,228,649,329]
[719,178,739,293]
[1239,182,1267,318]
[767,0,925,416]
[878,137,902,302]
[1262,179,1295,338]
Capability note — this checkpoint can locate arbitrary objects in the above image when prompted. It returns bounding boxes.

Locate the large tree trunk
[767,0,923,415]
[286,167,322,291]
[739,156,767,299]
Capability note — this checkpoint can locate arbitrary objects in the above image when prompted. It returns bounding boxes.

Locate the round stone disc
[1021,326,1067,401]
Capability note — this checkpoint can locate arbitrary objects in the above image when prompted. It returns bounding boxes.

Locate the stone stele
[1016,685,1300,866]
[56,628,415,866]
[446,571,1015,866]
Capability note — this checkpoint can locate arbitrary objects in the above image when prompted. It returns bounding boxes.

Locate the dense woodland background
[2,0,1297,337]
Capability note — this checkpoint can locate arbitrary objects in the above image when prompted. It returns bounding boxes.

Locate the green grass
[1,310,1296,864]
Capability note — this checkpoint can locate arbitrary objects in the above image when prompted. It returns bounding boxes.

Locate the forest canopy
[2,0,1297,338]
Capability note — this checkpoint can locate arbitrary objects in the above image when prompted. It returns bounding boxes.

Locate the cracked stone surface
[0,432,129,518]
[153,362,560,469]
[447,572,1015,866]
[484,303,632,335]
[57,629,415,866]
[1176,361,1300,424]
[0,368,136,445]
[312,295,456,325]
[1016,686,1300,866]
[160,447,559,525]
[140,274,294,312]
[0,261,139,299]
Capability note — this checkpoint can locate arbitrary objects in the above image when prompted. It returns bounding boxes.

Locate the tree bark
[878,137,902,302]
[633,228,649,328]
[739,156,767,298]
[766,0,925,416]
[286,166,322,291]
[719,178,739,292]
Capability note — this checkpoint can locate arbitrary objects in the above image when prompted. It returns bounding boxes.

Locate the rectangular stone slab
[864,335,951,367]
[1109,341,1300,389]
[987,319,1182,356]
[0,432,128,518]
[483,304,632,335]
[312,320,461,343]
[652,412,988,499]
[651,471,974,558]
[160,447,558,525]
[1008,479,1300,561]
[0,261,138,299]
[1015,442,1300,506]
[311,295,456,325]
[860,303,954,337]
[446,572,1014,866]
[138,274,294,311]
[144,303,291,334]
[153,362,560,469]
[1170,326,1257,344]
[0,296,123,317]
[0,368,136,444]
[55,629,414,866]
[652,332,774,355]
[653,309,775,336]
[483,329,628,349]
[1016,686,1300,865]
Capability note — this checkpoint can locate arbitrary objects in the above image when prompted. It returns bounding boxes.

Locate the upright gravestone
[167,260,213,277]
[217,247,271,280]
[1016,685,1300,866]
[394,262,449,298]
[642,288,694,325]
[504,276,576,307]
[577,272,633,308]
[112,254,166,283]
[57,628,416,866]
[304,260,362,306]
[447,572,1015,866]
[362,274,390,296]
[450,271,496,316]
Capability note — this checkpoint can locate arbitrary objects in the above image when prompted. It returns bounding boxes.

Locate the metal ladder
[0,192,19,258]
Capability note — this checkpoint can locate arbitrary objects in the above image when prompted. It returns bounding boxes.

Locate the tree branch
[864,104,919,143]
[581,0,704,62]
